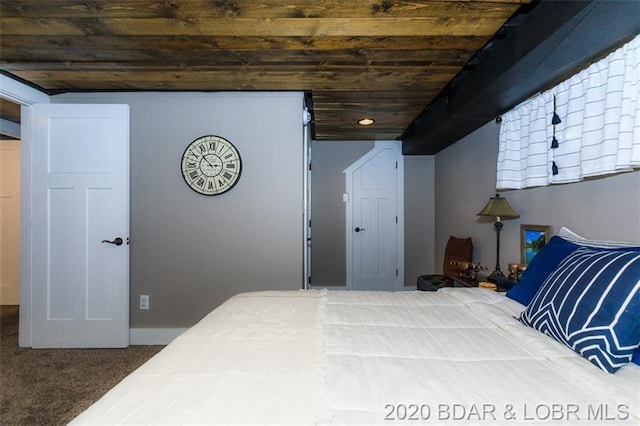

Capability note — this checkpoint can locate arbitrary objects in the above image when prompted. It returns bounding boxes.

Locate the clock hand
[201,156,213,167]
[201,155,218,169]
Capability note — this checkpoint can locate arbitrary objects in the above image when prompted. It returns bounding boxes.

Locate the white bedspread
[72,289,640,425]
[72,291,325,425]
[321,288,639,425]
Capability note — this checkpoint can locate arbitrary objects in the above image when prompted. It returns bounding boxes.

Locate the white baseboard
[130,328,187,345]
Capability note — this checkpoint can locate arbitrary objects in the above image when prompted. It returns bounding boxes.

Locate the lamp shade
[477,194,519,219]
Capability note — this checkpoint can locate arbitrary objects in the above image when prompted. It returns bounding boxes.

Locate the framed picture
[521,225,552,265]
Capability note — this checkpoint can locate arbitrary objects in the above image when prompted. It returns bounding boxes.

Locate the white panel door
[351,148,398,291]
[0,140,21,305]
[31,104,130,348]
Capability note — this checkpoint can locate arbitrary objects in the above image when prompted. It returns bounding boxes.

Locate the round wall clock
[181,135,242,195]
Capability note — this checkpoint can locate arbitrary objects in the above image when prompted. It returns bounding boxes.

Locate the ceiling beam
[402,0,640,155]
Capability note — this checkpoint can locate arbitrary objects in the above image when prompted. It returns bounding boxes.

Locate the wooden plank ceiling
[0,0,529,142]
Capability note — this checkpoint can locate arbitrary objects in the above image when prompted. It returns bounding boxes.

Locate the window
[497,35,639,189]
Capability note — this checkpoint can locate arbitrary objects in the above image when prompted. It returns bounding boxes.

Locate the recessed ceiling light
[358,118,375,126]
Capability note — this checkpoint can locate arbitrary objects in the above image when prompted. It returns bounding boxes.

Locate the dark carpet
[0,305,164,425]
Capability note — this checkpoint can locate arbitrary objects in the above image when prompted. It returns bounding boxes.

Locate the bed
[72,231,640,425]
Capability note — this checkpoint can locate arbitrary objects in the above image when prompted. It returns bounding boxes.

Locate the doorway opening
[1,98,21,306]
[309,140,404,291]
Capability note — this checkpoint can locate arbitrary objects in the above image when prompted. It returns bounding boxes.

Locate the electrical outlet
[140,295,149,310]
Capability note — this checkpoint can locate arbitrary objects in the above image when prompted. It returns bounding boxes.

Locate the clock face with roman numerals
[181,135,242,195]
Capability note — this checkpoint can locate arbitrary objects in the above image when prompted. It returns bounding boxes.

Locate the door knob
[354,227,365,232]
[102,237,123,246]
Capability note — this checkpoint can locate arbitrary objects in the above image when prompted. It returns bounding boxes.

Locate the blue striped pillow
[520,247,640,373]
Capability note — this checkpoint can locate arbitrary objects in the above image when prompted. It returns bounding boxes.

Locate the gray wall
[404,155,436,284]
[54,92,304,327]
[310,141,435,287]
[434,120,640,273]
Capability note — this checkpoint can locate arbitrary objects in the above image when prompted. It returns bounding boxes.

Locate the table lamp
[477,194,520,279]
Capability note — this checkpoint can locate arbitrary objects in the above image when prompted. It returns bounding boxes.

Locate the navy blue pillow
[506,236,579,305]
[520,248,640,373]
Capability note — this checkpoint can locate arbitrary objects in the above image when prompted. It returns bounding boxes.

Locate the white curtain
[497,34,640,189]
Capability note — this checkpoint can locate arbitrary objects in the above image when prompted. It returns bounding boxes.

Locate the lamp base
[488,268,505,280]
